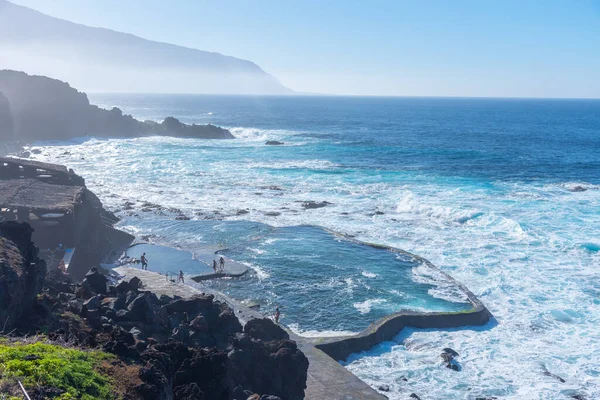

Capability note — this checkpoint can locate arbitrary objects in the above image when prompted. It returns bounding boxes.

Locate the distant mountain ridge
[0,0,293,94]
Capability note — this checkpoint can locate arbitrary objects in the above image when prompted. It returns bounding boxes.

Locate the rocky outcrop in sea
[0,70,235,142]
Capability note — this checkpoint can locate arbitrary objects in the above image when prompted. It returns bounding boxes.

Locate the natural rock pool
[115,219,470,335]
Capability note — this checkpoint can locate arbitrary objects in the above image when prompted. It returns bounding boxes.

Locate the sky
[8,0,600,97]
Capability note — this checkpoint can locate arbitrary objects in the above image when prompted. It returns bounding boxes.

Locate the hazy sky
[9,0,600,97]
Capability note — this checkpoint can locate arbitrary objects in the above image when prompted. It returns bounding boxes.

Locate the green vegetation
[0,342,116,400]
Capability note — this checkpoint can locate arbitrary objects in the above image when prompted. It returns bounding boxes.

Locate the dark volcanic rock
[570,185,587,192]
[244,318,289,341]
[0,70,235,141]
[0,222,46,332]
[154,117,234,139]
[265,140,284,145]
[82,267,108,294]
[378,384,390,392]
[301,201,332,209]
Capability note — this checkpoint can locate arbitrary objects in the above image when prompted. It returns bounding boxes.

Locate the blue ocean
[29,95,600,399]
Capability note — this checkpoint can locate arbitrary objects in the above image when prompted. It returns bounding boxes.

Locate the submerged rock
[301,201,332,209]
[378,384,390,392]
[265,140,284,145]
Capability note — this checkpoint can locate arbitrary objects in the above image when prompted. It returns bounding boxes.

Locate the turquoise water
[125,243,214,276]
[28,95,600,399]
[119,219,469,333]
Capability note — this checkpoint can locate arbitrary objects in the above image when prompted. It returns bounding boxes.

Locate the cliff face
[0,70,235,141]
[0,222,46,332]
[0,91,14,141]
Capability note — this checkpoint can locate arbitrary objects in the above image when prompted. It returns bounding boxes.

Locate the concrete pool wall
[310,231,492,362]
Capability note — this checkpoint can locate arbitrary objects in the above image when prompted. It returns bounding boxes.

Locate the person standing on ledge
[141,253,148,270]
[275,307,281,324]
[219,256,225,272]
[178,270,185,283]
[213,259,218,273]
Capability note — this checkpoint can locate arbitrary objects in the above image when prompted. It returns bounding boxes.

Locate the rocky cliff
[0,222,46,333]
[0,70,235,141]
[0,254,309,399]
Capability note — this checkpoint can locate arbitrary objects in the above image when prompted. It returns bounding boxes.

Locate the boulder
[115,280,130,294]
[161,295,214,315]
[301,201,331,209]
[83,267,108,294]
[129,276,142,291]
[265,140,284,145]
[83,294,103,311]
[243,318,289,341]
[127,293,156,322]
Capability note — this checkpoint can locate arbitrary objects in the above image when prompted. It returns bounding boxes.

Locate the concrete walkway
[190,252,248,281]
[113,266,385,400]
[123,243,248,282]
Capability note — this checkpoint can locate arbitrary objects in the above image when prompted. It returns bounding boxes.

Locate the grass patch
[0,342,116,400]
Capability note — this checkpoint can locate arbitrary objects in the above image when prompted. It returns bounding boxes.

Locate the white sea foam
[353,298,388,314]
[361,270,377,278]
[287,323,357,338]
[27,135,600,399]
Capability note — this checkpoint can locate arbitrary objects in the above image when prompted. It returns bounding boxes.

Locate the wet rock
[441,348,461,371]
[264,212,281,217]
[570,186,587,192]
[543,370,566,383]
[244,318,289,341]
[175,215,191,221]
[265,140,284,145]
[236,209,250,215]
[301,201,332,209]
[410,394,421,400]
[260,185,283,191]
[378,384,390,392]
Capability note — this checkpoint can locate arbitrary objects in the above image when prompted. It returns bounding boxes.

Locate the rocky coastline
[0,160,309,399]
[0,224,308,400]
[0,70,235,143]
